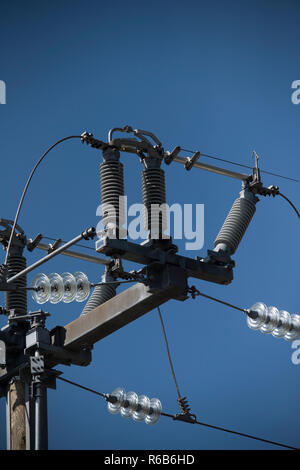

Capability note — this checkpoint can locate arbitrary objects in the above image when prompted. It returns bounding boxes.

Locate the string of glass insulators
[106,387,162,425]
[247,302,300,341]
[31,271,99,304]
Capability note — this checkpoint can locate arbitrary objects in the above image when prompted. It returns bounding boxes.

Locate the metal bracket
[173,412,197,424]
[27,233,43,252]
[96,235,233,285]
[164,146,181,165]
[24,341,92,367]
[184,151,201,171]
[30,355,45,376]
[0,218,26,250]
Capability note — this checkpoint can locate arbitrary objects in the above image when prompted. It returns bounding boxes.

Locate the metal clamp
[164,146,181,165]
[184,151,201,171]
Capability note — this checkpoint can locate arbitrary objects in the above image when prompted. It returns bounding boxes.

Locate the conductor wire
[57,374,300,450]
[278,191,300,218]
[4,135,83,267]
[157,306,182,399]
[180,148,299,183]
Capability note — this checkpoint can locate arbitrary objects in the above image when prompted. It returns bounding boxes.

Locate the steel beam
[95,237,233,285]
[63,276,186,352]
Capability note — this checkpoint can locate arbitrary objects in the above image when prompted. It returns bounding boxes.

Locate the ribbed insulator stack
[5,255,27,315]
[214,190,257,255]
[100,148,125,235]
[81,270,116,315]
[142,167,167,238]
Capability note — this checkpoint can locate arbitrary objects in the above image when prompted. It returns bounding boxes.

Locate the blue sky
[0,0,299,450]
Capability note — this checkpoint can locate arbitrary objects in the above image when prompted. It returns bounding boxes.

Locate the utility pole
[0,219,28,449]
[7,378,26,450]
[0,126,285,450]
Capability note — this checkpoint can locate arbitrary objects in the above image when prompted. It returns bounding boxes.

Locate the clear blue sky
[0,0,299,450]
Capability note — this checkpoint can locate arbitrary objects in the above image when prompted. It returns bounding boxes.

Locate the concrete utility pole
[0,126,275,449]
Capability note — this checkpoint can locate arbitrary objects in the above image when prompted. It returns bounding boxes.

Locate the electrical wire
[157,306,182,399]
[161,411,299,450]
[188,287,250,316]
[3,135,83,267]
[278,191,300,218]
[57,375,299,450]
[57,375,106,398]
[43,236,96,252]
[180,148,299,183]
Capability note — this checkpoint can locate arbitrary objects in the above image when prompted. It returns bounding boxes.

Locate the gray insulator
[81,273,116,315]
[100,160,125,230]
[5,255,27,315]
[142,168,167,236]
[214,192,257,255]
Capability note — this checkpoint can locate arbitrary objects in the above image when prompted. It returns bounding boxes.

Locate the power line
[57,375,299,450]
[278,191,300,218]
[43,236,96,252]
[180,148,299,183]
[157,307,182,399]
[3,135,83,267]
[57,376,106,398]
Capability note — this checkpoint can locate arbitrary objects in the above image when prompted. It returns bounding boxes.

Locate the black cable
[57,376,106,399]
[157,306,182,399]
[161,412,299,450]
[180,148,299,183]
[57,375,299,450]
[4,135,83,266]
[278,191,300,218]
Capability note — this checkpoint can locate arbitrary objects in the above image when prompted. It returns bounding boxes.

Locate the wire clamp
[173,396,196,424]
[81,227,96,240]
[184,151,201,171]
[164,146,181,165]
[187,285,200,299]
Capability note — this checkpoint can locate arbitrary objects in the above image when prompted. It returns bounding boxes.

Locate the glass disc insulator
[107,387,126,414]
[272,310,291,338]
[132,395,150,422]
[61,272,77,303]
[48,272,64,304]
[120,391,138,418]
[247,302,267,330]
[145,398,162,425]
[31,273,51,304]
[74,271,90,302]
[260,306,280,334]
[284,314,300,342]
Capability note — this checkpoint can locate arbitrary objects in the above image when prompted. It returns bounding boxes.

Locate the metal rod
[35,242,110,266]
[34,382,42,450]
[7,229,95,284]
[173,155,250,181]
[195,290,249,314]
